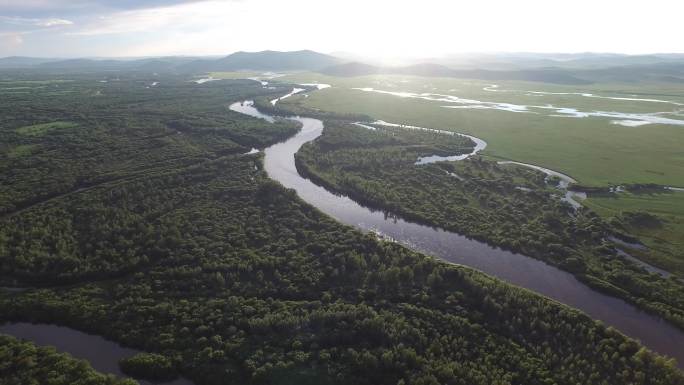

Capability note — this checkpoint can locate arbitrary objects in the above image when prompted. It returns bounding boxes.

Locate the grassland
[209,71,263,80]
[277,73,684,187]
[585,192,684,274]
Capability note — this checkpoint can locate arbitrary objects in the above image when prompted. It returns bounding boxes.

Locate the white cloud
[0,16,73,28]
[67,2,208,35]
[0,0,214,12]
[37,18,73,27]
[4,0,684,57]
[94,0,684,56]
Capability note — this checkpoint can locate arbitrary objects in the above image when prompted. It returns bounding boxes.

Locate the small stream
[357,120,488,165]
[497,161,587,209]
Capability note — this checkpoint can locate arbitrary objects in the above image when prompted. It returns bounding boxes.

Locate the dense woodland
[0,72,682,384]
[0,74,297,217]
[0,74,297,283]
[119,352,178,382]
[294,120,684,330]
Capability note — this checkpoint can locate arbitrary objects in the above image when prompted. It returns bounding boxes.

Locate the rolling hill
[0,50,343,73]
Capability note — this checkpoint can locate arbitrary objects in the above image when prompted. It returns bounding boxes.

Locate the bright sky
[1,0,683,58]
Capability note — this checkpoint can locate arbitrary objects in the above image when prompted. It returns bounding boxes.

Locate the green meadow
[585,192,684,274]
[209,71,263,80]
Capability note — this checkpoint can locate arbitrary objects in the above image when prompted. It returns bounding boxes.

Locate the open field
[209,71,263,80]
[585,192,684,274]
[282,72,684,113]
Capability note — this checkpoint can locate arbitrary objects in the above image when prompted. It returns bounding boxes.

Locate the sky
[1,0,683,59]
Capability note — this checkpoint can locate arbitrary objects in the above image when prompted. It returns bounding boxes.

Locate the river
[229,97,684,366]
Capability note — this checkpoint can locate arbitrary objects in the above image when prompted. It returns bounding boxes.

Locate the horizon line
[3,50,684,60]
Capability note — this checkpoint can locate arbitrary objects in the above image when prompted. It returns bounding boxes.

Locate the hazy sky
[1,0,683,58]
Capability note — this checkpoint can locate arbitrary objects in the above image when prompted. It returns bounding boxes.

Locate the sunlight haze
[1,0,683,58]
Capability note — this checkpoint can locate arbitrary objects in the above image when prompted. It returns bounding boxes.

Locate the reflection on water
[299,83,331,90]
[193,77,220,84]
[270,88,305,105]
[498,161,576,186]
[229,100,275,123]
[497,161,588,209]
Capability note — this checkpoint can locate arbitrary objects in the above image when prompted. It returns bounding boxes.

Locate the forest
[0,72,682,384]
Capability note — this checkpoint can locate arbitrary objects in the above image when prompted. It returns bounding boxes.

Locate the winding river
[229,95,684,367]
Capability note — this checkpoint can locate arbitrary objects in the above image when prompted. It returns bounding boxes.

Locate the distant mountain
[432,52,684,71]
[0,56,59,68]
[320,62,592,84]
[36,58,130,69]
[575,62,684,83]
[468,68,592,84]
[33,57,203,71]
[179,50,344,72]
[132,57,199,71]
[5,50,344,72]
[2,51,683,84]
